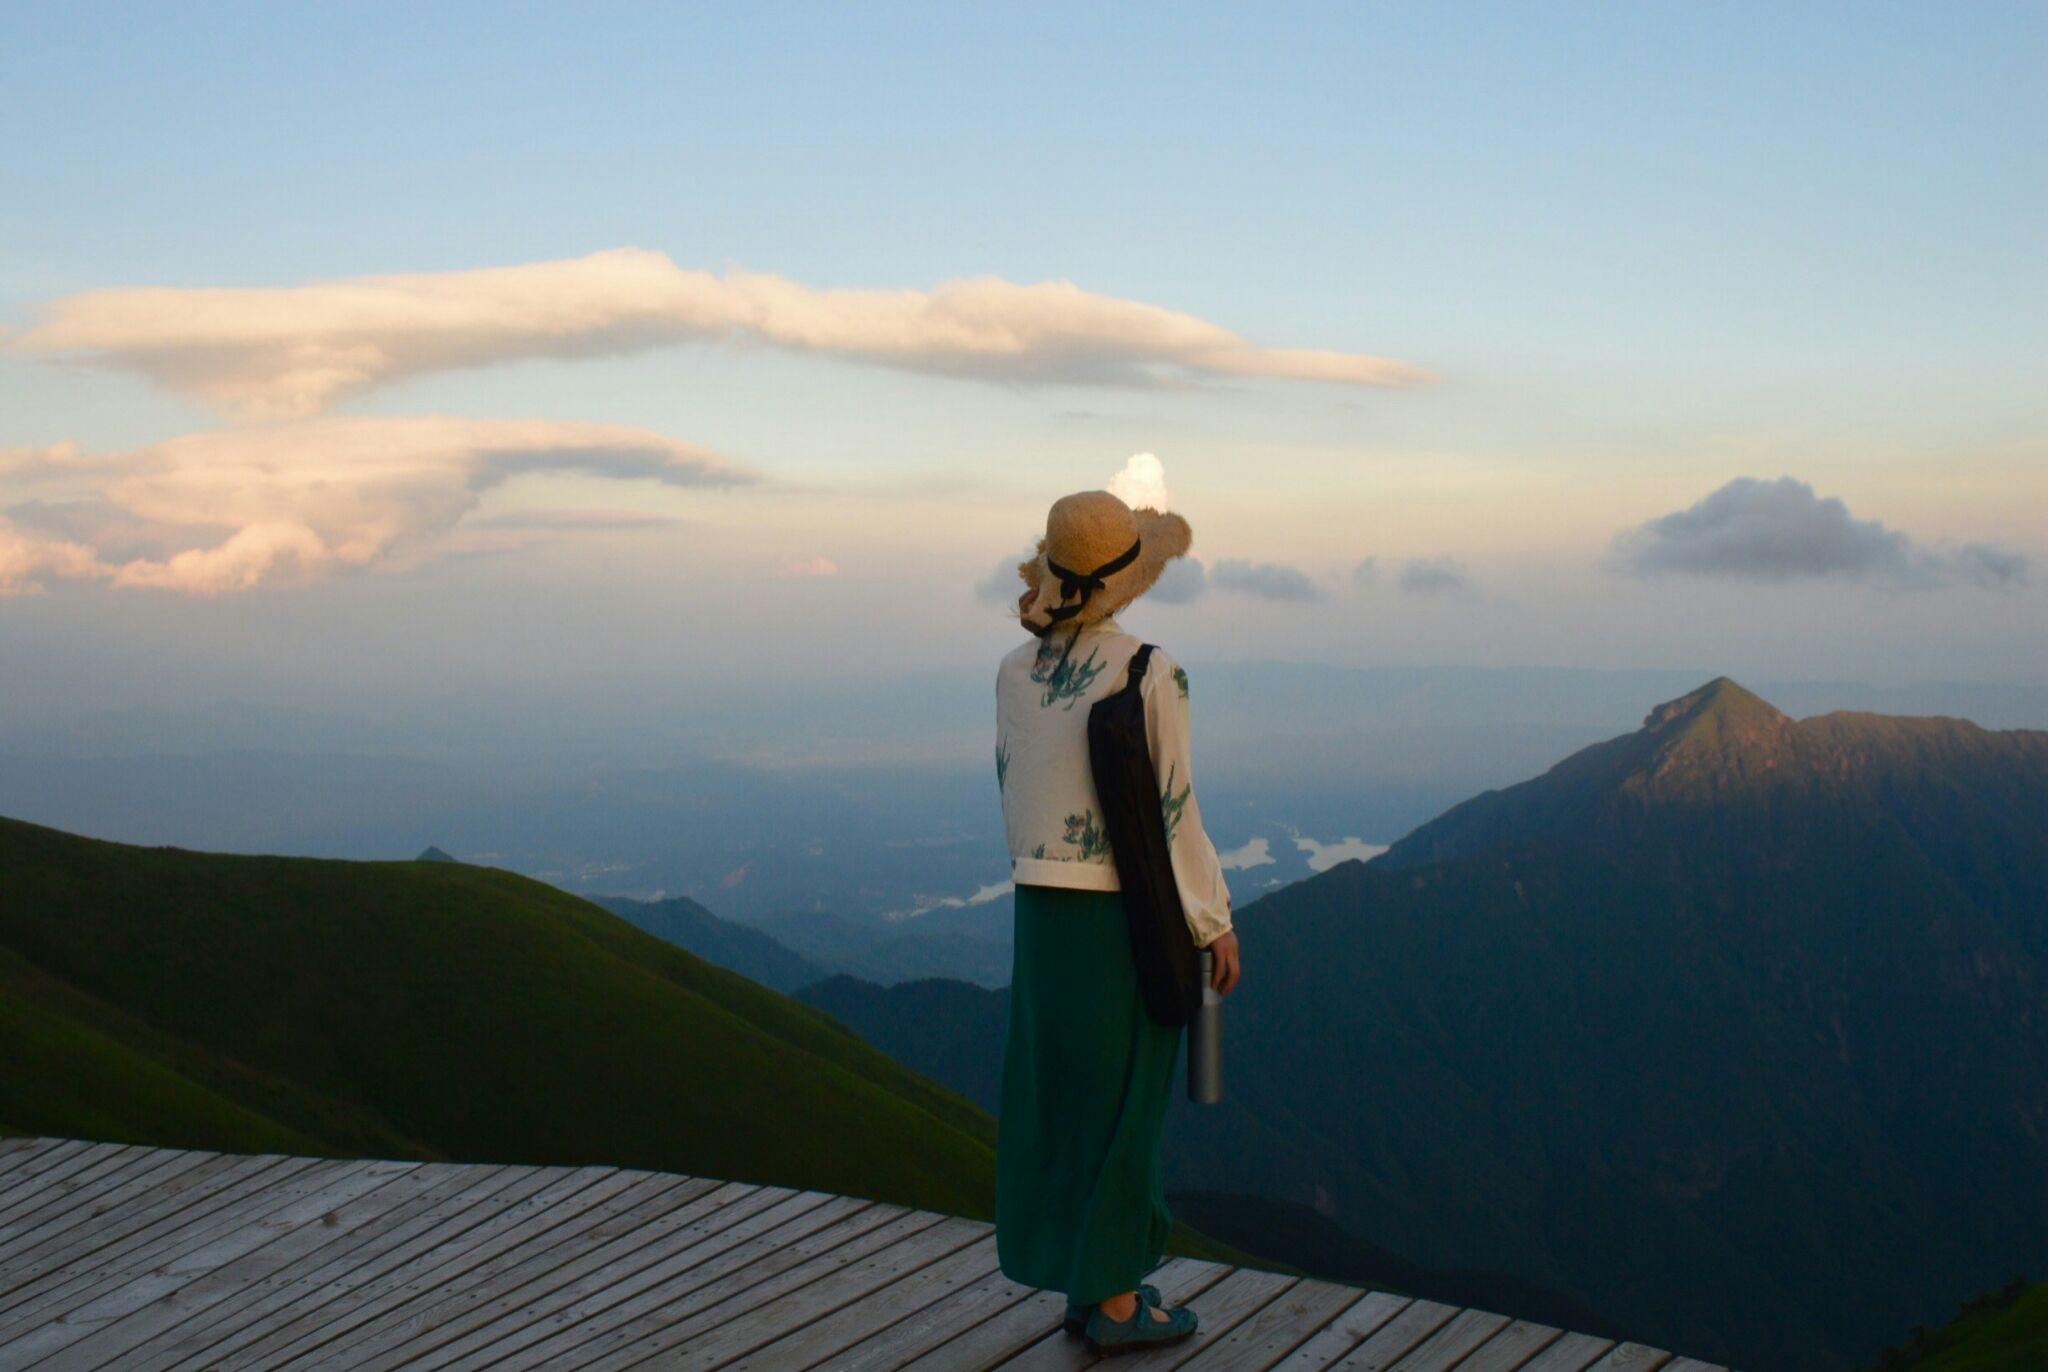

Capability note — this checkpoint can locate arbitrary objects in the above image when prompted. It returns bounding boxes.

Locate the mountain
[414,844,460,862]
[798,975,1010,1110]
[0,813,997,1218]
[747,904,1015,987]
[1868,1278,2046,1371]
[798,680,2048,1371]
[597,892,831,993]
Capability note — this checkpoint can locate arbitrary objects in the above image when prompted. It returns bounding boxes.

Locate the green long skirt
[995,882,1183,1304]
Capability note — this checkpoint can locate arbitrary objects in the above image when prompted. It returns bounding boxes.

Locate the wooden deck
[0,1136,1730,1371]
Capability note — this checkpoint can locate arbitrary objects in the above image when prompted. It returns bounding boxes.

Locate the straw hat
[1015,490,1193,637]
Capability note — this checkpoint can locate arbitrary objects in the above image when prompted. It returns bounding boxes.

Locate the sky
[3,2,2045,738]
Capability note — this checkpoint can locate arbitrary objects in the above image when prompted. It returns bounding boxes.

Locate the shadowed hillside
[0,814,998,1217]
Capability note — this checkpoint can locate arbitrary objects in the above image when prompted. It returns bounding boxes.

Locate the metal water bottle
[1187,949,1223,1104]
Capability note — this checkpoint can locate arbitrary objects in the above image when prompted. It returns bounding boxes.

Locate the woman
[993,488,1242,1354]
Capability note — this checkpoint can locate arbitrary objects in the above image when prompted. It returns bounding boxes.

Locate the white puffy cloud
[1614,476,2029,589]
[0,415,753,595]
[9,248,1435,419]
[1107,451,1172,513]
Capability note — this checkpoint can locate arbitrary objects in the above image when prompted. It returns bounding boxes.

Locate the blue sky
[2,2,2043,728]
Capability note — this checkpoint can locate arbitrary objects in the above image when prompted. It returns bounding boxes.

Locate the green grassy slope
[1870,1280,2047,1372]
[0,814,995,1218]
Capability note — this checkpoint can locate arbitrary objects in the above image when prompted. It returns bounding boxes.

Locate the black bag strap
[1125,642,1155,686]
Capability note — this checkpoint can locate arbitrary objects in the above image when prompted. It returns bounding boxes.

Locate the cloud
[0,517,109,595]
[1613,476,2029,589]
[0,415,753,594]
[1396,556,1473,595]
[883,878,1013,922]
[1950,542,2030,588]
[1147,555,1209,604]
[9,248,1436,420]
[1212,558,1321,602]
[1107,451,1172,512]
[1217,836,1275,871]
[785,555,840,577]
[1351,556,1379,586]
[467,507,681,531]
[976,548,1039,602]
[1293,835,1389,872]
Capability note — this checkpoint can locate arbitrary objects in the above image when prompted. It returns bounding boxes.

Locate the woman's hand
[1206,930,1241,994]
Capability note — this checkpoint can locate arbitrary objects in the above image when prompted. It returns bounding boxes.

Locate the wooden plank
[0,1142,1731,1372]
[567,1207,954,1372]
[1581,1347,1672,1371]
[1388,1308,1513,1371]
[172,1162,558,1372]
[442,1184,828,1372]
[720,1231,1003,1370]
[24,1154,443,1372]
[815,1263,1041,1372]
[1325,1298,1459,1370]
[0,1153,305,1322]
[0,1138,70,1186]
[113,1162,509,1370]
[339,1172,721,1370]
[409,1180,774,1372]
[1518,1332,1619,1372]
[897,1286,1071,1371]
[209,1162,629,1370]
[0,1146,162,1253]
[0,1149,246,1285]
[0,1147,210,1265]
[622,1213,988,1369]
[1098,1268,1300,1370]
[488,1190,882,1372]
[1260,1288,1412,1371]
[0,1143,152,1232]
[1,1155,413,1370]
[1176,1277,1364,1372]
[0,1140,116,1215]
[977,1257,1238,1372]
[1456,1320,1567,1371]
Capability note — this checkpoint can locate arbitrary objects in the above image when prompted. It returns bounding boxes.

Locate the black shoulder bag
[1087,643,1203,1027]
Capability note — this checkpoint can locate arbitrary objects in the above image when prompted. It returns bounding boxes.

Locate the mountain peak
[415,845,460,863]
[1641,677,1786,735]
[1634,678,1795,794]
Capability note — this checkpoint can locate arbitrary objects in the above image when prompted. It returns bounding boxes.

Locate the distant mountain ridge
[1385,675,2048,868]
[596,893,831,994]
[798,679,2048,1372]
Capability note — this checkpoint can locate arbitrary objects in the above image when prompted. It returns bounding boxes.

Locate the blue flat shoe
[1063,1283,1162,1335]
[1082,1288,1198,1356]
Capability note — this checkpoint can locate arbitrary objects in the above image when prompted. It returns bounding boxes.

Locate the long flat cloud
[8,248,1435,419]
[1614,476,2029,589]
[0,415,752,594]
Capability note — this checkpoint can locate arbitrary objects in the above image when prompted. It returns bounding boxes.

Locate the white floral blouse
[994,613,1234,948]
